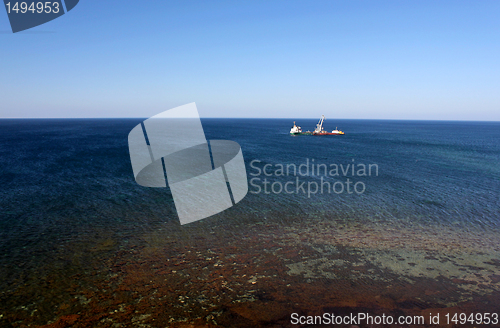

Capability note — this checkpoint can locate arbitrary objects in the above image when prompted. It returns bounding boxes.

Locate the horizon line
[0,117,499,122]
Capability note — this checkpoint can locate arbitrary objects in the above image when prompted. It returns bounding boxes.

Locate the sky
[1,0,499,120]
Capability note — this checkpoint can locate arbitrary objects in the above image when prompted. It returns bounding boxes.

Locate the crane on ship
[311,115,345,135]
[314,115,326,134]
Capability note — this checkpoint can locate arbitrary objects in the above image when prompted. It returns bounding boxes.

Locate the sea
[0,119,499,327]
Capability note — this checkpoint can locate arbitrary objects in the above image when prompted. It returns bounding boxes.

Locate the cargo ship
[290,122,312,135]
[290,122,302,135]
[312,115,344,135]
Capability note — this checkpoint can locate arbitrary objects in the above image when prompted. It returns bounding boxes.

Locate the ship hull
[312,132,344,136]
[291,132,313,135]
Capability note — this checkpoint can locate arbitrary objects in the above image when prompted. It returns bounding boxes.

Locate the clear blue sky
[1,0,499,119]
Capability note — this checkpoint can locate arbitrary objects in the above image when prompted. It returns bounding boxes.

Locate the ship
[290,121,302,135]
[290,121,313,135]
[312,115,344,135]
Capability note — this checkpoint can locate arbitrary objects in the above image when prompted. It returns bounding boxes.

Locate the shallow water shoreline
[1,214,499,327]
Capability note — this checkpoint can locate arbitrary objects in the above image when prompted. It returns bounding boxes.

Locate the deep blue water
[1,119,500,291]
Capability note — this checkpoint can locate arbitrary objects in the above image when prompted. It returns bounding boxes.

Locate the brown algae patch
[2,215,500,327]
